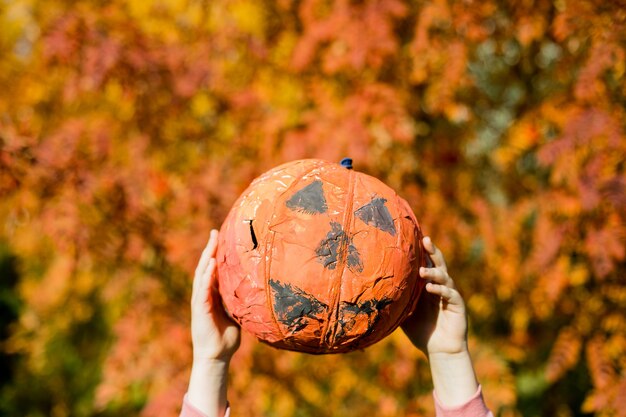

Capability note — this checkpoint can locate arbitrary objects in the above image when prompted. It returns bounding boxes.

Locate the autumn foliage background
[1,0,625,416]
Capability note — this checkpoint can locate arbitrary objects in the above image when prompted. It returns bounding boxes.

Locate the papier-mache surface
[216,159,427,354]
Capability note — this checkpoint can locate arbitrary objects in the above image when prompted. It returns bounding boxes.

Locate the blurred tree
[0,0,624,416]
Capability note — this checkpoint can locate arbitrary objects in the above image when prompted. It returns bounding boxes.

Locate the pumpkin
[216,159,428,354]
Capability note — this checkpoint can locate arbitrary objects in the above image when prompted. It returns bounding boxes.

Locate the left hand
[187,229,240,417]
[191,229,240,362]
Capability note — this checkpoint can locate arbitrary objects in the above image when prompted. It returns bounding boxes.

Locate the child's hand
[401,237,479,407]
[401,236,468,357]
[187,230,240,416]
[191,229,241,362]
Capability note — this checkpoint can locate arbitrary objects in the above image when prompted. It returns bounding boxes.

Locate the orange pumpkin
[216,159,429,354]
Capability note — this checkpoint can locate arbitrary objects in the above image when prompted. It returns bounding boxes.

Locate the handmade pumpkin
[216,158,429,354]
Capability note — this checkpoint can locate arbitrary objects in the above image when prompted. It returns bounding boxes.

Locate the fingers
[206,256,222,300]
[420,265,455,288]
[193,229,219,307]
[194,229,219,278]
[425,282,462,306]
[420,236,464,308]
[422,236,447,271]
[204,256,236,325]
[205,258,221,312]
[420,236,456,290]
[207,229,219,257]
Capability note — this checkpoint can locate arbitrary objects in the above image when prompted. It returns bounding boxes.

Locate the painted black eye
[354,197,396,236]
[286,180,328,214]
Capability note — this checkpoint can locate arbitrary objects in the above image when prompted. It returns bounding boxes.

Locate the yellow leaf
[569,263,588,286]
[190,93,216,118]
[230,0,266,37]
[468,293,493,319]
[128,0,152,19]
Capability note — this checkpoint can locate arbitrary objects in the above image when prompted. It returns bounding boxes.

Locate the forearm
[428,349,479,408]
[187,359,230,417]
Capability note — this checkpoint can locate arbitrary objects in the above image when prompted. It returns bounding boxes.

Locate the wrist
[192,356,232,369]
[427,341,469,361]
[187,358,231,417]
[191,342,237,364]
[428,348,479,408]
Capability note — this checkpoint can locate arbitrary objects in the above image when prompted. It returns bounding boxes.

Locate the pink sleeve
[179,395,230,417]
[180,387,491,417]
[434,385,493,417]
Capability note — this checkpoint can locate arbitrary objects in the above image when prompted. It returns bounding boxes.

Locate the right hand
[401,236,468,357]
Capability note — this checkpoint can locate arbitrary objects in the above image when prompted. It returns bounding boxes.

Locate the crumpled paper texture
[217,159,428,354]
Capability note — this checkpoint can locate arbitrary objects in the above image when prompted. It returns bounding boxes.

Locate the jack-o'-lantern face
[217,159,428,354]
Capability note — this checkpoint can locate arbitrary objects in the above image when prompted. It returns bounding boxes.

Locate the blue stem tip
[340,157,353,169]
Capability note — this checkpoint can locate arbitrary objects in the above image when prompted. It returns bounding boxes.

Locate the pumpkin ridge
[266,163,325,348]
[322,166,356,350]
